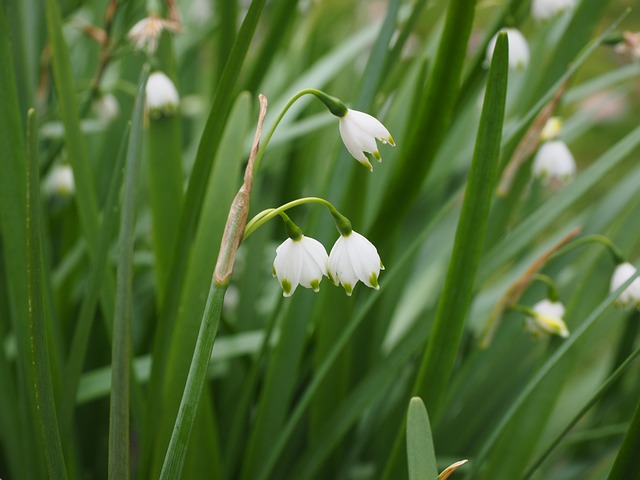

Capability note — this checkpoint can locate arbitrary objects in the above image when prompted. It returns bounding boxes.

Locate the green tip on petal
[328,271,338,286]
[369,273,379,290]
[380,260,385,270]
[344,283,353,296]
[272,266,277,277]
[387,135,395,146]
[281,279,292,296]
[310,279,320,292]
[359,159,373,172]
[373,151,382,162]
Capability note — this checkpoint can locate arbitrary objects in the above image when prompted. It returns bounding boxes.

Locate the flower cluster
[273,228,383,297]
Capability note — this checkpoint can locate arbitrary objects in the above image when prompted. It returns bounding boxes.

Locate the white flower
[338,109,395,171]
[44,164,75,197]
[273,236,329,297]
[486,28,530,70]
[610,262,640,309]
[525,300,569,338]
[532,0,575,21]
[146,72,180,117]
[127,15,180,54]
[532,140,576,186]
[615,31,640,61]
[93,93,119,123]
[328,231,383,296]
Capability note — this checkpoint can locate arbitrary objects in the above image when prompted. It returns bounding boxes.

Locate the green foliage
[1,1,640,479]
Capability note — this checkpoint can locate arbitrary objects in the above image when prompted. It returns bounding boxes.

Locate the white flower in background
[532,0,575,21]
[338,109,395,171]
[93,93,119,123]
[540,116,562,141]
[127,14,180,54]
[486,28,530,70]
[610,262,640,309]
[525,299,569,339]
[614,31,640,61]
[44,164,75,197]
[146,72,180,117]
[532,140,576,186]
[328,231,383,296]
[273,236,329,297]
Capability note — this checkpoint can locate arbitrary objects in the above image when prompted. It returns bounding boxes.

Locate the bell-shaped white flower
[486,28,530,70]
[532,140,576,186]
[273,236,329,297]
[338,109,395,171]
[44,164,75,197]
[127,15,180,54]
[610,262,640,309]
[532,0,575,22]
[328,231,383,296]
[146,72,180,118]
[525,299,569,339]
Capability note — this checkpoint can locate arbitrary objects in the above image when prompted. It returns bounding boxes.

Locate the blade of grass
[58,125,130,439]
[607,392,640,479]
[108,64,149,480]
[26,108,68,479]
[0,9,45,477]
[370,0,477,243]
[407,397,438,480]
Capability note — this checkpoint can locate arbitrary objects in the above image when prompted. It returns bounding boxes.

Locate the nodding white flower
[532,140,576,186]
[610,262,640,309]
[328,231,383,296]
[273,236,329,297]
[614,31,640,61]
[338,109,395,171]
[93,93,119,123]
[44,164,75,197]
[146,72,180,117]
[127,15,180,54]
[486,28,530,70]
[525,300,569,339]
[532,0,575,21]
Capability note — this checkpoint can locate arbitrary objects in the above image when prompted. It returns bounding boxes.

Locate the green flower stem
[533,274,560,302]
[160,95,268,479]
[553,234,626,264]
[509,304,537,317]
[243,196,345,240]
[159,280,228,480]
[252,88,347,174]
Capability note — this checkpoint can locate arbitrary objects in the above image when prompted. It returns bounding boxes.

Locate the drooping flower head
[532,140,576,186]
[44,164,75,197]
[486,28,530,70]
[338,109,395,171]
[610,262,640,309]
[525,299,570,339]
[127,14,180,54]
[531,0,576,22]
[328,230,383,296]
[273,235,329,297]
[93,93,119,123]
[146,71,180,118]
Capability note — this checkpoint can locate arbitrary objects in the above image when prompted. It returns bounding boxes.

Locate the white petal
[532,0,575,21]
[344,232,381,289]
[146,72,180,112]
[532,141,576,185]
[486,28,530,70]
[610,262,640,307]
[273,239,302,296]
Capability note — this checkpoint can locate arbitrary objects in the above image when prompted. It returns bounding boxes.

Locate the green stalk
[26,109,68,479]
[108,64,150,480]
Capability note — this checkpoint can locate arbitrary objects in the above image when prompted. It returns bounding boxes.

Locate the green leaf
[108,64,150,480]
[407,397,438,480]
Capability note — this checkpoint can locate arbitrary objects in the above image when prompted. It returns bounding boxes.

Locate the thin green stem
[532,274,560,302]
[253,88,345,174]
[553,234,626,264]
[243,196,340,240]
